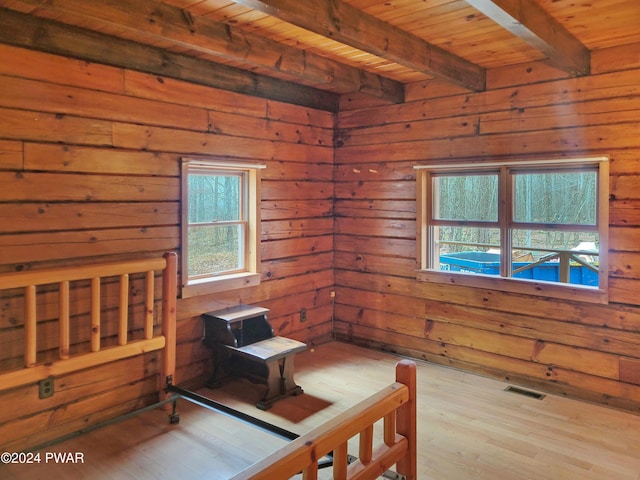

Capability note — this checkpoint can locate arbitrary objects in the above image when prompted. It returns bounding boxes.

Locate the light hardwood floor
[2,341,639,479]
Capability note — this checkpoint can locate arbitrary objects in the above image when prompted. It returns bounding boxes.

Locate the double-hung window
[416,157,609,303]
[181,158,264,298]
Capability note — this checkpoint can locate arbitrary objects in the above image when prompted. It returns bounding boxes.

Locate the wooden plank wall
[335,42,640,413]
[0,43,334,451]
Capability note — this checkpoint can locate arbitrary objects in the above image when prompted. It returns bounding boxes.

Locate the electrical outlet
[300,307,307,322]
[39,377,54,399]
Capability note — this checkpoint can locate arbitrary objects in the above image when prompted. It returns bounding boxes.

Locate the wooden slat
[333,441,349,478]
[383,412,395,446]
[349,440,409,480]
[90,277,101,352]
[118,274,129,346]
[162,252,177,389]
[144,271,155,340]
[0,279,162,355]
[59,281,70,360]
[359,424,374,464]
[24,285,37,368]
[0,257,168,290]
[303,465,318,480]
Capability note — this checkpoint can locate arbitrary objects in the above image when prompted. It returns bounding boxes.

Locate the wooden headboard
[0,252,177,398]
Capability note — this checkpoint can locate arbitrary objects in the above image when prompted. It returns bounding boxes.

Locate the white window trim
[415,156,609,305]
[181,157,265,299]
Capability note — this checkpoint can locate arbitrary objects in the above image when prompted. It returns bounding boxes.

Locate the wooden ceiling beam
[0,8,340,111]
[0,0,404,103]
[232,0,486,92]
[465,0,590,76]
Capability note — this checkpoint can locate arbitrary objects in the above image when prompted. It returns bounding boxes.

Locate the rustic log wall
[2,34,640,452]
[334,42,640,413]
[0,43,334,450]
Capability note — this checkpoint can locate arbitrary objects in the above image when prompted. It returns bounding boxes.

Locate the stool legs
[257,354,303,410]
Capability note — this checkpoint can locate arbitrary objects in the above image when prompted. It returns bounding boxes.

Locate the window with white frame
[415,157,609,303]
[181,158,264,298]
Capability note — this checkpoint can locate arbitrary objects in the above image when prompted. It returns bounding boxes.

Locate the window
[416,157,609,303]
[181,158,264,298]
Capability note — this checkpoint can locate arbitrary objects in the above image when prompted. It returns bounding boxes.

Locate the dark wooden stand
[202,304,307,410]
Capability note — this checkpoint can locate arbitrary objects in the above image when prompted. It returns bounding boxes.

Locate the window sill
[181,272,260,299]
[416,269,608,305]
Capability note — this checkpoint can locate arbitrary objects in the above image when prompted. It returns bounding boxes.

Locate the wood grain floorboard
[2,341,639,479]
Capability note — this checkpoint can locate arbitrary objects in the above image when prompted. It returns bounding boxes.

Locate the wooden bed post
[162,252,178,399]
[395,359,417,480]
[59,280,70,360]
[24,285,37,368]
[230,358,418,480]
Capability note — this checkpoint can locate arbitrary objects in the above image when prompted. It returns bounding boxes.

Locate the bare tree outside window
[417,159,607,290]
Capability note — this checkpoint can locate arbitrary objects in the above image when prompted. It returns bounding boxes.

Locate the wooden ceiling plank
[465,0,590,76]
[231,0,487,91]
[1,0,404,103]
[0,7,340,111]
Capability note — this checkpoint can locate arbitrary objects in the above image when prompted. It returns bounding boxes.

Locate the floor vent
[504,386,546,400]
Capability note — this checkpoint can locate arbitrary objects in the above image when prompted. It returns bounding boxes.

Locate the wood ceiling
[0,0,639,111]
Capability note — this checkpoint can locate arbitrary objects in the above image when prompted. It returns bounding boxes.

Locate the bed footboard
[231,359,417,480]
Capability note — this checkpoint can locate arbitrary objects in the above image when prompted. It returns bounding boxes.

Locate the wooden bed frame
[0,252,177,397]
[0,251,416,479]
[230,359,417,480]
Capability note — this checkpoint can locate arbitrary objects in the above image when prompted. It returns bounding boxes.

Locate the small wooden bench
[202,305,307,410]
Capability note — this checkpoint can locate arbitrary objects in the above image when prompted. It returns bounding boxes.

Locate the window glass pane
[435,226,501,275]
[188,224,244,276]
[188,173,241,223]
[512,229,599,286]
[433,173,498,222]
[512,171,597,225]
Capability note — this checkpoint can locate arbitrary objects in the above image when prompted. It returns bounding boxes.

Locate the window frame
[181,158,265,298]
[415,156,609,304]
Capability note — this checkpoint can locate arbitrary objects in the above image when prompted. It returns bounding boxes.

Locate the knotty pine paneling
[0,43,334,451]
[335,50,640,412]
